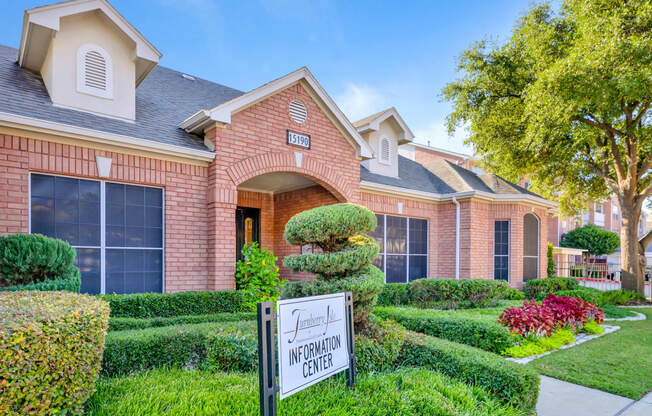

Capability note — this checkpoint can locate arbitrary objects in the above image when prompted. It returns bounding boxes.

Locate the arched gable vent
[77,44,113,99]
[379,137,392,164]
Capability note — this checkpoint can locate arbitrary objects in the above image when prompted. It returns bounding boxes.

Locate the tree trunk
[620,204,644,294]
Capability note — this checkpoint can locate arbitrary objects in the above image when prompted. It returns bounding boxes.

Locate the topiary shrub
[523,277,579,299]
[547,242,556,277]
[560,224,620,256]
[0,291,110,415]
[0,234,81,292]
[235,243,285,311]
[281,203,383,330]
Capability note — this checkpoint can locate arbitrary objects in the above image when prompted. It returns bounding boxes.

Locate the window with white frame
[30,174,163,295]
[379,137,392,164]
[77,44,113,99]
[368,214,428,283]
[494,220,509,281]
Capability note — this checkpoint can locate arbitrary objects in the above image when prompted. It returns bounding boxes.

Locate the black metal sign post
[256,291,356,416]
[257,301,278,416]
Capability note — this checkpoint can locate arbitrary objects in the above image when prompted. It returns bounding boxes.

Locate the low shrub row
[101,321,257,376]
[0,291,110,415]
[355,315,406,373]
[523,277,579,299]
[108,312,256,331]
[375,306,514,354]
[377,278,510,308]
[102,290,249,318]
[398,331,539,413]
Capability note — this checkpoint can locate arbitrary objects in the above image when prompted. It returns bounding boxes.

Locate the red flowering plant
[498,300,557,337]
[542,294,604,329]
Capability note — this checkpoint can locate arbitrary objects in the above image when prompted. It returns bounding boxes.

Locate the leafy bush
[543,293,604,328]
[554,287,602,305]
[235,243,285,311]
[281,266,384,327]
[103,290,248,318]
[560,224,620,255]
[355,315,406,373]
[600,304,636,319]
[398,331,539,413]
[503,328,575,358]
[598,289,647,305]
[0,291,110,415]
[86,367,524,416]
[205,333,258,373]
[499,300,557,337]
[582,320,604,335]
[547,242,555,277]
[379,278,510,308]
[0,234,80,292]
[504,287,525,300]
[523,277,579,299]
[108,312,256,331]
[101,321,257,376]
[375,306,514,354]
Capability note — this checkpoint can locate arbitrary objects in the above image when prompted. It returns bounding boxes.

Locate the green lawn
[375,300,523,322]
[529,308,652,399]
[85,367,524,416]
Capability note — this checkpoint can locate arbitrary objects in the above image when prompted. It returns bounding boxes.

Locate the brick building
[0,0,557,293]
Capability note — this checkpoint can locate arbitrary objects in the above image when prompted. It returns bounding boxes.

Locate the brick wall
[0,134,211,293]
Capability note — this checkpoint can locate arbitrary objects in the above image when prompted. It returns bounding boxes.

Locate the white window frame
[493,220,510,282]
[375,214,429,283]
[77,44,113,99]
[378,137,392,165]
[28,172,165,294]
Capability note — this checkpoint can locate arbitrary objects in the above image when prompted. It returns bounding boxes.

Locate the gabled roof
[353,107,415,144]
[18,0,161,86]
[0,43,241,159]
[180,67,374,159]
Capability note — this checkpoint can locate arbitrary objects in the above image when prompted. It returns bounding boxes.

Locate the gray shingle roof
[362,156,545,198]
[0,44,244,151]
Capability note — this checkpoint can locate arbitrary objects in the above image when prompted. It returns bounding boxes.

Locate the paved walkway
[537,376,652,416]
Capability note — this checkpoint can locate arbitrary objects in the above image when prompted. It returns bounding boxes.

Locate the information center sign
[276,293,350,399]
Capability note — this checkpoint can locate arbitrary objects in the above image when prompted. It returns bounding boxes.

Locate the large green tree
[443,0,651,294]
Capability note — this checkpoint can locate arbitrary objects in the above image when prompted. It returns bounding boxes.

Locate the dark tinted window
[494,221,509,281]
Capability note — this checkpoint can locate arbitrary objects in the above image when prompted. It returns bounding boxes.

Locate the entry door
[235,207,261,262]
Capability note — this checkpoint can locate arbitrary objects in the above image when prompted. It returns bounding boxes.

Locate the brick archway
[225,152,352,202]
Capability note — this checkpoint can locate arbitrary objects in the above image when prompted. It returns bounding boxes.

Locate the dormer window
[77,44,113,99]
[379,137,392,165]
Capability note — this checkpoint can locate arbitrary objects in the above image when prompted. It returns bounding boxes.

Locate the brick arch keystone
[225,152,352,202]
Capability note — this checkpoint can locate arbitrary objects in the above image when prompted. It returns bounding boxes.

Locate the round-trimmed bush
[0,291,110,415]
[0,234,80,292]
[281,203,383,329]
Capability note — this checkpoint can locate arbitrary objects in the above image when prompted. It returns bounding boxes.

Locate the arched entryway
[523,213,540,281]
[236,170,344,281]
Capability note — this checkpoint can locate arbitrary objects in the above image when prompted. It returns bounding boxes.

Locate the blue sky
[0,0,535,154]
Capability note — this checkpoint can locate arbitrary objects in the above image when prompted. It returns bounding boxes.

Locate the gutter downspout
[452,196,460,280]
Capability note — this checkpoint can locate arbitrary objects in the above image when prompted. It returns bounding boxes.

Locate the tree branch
[632,101,650,126]
[639,151,652,181]
[641,181,652,199]
[640,230,652,252]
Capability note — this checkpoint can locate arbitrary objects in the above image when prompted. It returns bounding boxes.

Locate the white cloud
[334,83,389,122]
[412,122,473,155]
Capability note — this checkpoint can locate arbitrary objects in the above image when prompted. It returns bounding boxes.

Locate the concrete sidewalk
[537,376,652,416]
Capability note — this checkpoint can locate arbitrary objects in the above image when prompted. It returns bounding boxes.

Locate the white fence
[578,278,651,298]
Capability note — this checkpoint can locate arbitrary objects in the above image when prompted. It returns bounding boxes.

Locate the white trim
[360,180,558,208]
[354,107,415,144]
[0,111,215,162]
[179,67,374,159]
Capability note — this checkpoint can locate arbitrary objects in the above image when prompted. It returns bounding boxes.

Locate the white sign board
[287,130,311,149]
[276,292,349,399]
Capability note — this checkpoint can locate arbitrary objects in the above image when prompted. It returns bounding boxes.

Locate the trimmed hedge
[108,312,256,331]
[0,234,81,292]
[355,315,406,373]
[281,265,384,327]
[0,291,110,415]
[103,290,248,318]
[523,277,579,299]
[377,278,510,308]
[375,307,514,354]
[101,321,257,376]
[553,288,602,305]
[398,331,539,413]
